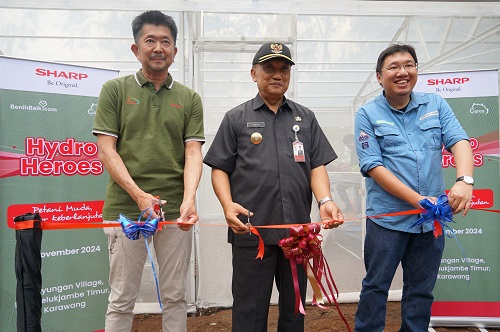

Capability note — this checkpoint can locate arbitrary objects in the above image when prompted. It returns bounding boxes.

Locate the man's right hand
[136,193,166,221]
[415,196,437,210]
[223,202,253,235]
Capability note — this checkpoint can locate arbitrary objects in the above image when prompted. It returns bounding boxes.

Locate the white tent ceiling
[1,1,499,110]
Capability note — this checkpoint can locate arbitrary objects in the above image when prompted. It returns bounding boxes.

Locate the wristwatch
[456,175,474,185]
[317,196,334,208]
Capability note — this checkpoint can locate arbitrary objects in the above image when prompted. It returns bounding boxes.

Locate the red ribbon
[249,225,265,259]
[16,206,499,232]
[278,223,352,331]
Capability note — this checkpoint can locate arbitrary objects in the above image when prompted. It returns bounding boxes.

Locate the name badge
[247,122,265,128]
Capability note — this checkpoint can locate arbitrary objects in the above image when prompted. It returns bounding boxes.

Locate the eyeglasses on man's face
[383,63,418,73]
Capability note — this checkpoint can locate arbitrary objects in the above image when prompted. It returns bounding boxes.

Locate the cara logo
[88,103,97,115]
[470,103,489,114]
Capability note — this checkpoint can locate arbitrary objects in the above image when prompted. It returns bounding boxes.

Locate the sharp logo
[427,77,470,85]
[36,68,89,80]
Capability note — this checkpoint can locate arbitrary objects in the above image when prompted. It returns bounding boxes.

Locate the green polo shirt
[93,70,204,220]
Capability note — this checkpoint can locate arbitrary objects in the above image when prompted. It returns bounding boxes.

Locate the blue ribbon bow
[119,211,159,240]
[411,194,453,229]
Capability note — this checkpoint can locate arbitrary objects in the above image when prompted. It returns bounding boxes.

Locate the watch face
[463,175,474,185]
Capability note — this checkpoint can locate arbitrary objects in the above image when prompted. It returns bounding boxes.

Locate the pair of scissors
[153,196,164,221]
[246,210,252,235]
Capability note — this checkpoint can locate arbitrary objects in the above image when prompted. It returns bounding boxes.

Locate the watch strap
[317,196,333,208]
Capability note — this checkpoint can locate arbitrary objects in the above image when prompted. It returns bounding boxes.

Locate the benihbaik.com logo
[10,100,58,112]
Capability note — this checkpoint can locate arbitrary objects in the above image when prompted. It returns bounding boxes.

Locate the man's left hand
[177,200,198,231]
[448,181,473,216]
[320,200,345,229]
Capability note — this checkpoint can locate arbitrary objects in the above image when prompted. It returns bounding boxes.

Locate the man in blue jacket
[354,44,474,331]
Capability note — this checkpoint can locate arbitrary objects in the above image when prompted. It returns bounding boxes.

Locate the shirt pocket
[374,125,405,155]
[419,119,442,150]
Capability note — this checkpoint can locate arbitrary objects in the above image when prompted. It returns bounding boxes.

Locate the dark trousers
[231,244,306,332]
[15,227,43,332]
[354,219,444,332]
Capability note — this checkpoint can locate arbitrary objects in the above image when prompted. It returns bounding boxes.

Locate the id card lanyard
[292,125,305,163]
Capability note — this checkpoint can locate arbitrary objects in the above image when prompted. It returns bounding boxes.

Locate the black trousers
[15,226,43,332]
[231,244,306,332]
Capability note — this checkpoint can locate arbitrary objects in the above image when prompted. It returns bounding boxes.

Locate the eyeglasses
[383,63,418,72]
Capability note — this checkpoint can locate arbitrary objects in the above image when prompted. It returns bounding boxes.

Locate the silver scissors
[246,210,252,235]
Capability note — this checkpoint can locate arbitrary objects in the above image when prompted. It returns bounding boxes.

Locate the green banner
[0,56,118,332]
[415,69,500,323]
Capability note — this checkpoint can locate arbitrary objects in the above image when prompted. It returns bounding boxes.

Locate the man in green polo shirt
[92,10,204,332]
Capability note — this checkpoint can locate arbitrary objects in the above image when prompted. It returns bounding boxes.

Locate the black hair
[131,10,178,45]
[376,44,418,73]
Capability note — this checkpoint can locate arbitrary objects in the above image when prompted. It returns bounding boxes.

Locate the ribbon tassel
[411,194,470,283]
[279,223,352,331]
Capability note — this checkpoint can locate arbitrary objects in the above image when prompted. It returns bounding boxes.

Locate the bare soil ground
[132,302,500,332]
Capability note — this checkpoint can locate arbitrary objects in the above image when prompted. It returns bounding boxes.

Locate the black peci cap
[252,42,295,65]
